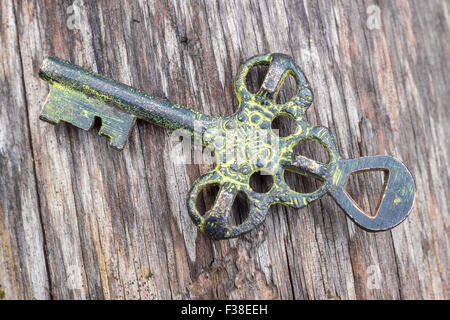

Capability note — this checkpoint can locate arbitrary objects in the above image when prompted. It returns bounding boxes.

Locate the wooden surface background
[0,0,448,300]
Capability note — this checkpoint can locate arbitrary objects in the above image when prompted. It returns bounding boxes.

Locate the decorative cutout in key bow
[39,53,415,240]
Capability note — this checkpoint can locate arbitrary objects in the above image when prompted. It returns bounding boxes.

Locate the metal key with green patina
[39,53,415,239]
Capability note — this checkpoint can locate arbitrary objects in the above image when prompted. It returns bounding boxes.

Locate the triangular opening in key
[344,169,389,217]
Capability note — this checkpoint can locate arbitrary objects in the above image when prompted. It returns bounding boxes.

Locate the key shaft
[39,56,216,134]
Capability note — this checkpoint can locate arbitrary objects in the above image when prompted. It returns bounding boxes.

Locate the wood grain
[0,0,448,299]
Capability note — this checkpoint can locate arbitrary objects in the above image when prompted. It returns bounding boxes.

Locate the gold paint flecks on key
[38,53,415,239]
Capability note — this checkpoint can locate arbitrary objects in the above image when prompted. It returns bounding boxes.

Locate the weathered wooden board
[0,0,448,299]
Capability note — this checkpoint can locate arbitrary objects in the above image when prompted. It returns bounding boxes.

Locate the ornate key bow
[39,53,415,239]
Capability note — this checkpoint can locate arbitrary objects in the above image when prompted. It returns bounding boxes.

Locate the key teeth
[40,104,97,131]
[98,116,136,150]
[39,114,60,125]
[40,86,97,130]
[98,119,135,150]
[40,85,137,149]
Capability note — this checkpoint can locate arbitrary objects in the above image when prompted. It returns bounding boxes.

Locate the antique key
[39,53,415,239]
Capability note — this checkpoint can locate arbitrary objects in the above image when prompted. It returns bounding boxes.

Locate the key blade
[40,84,136,150]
